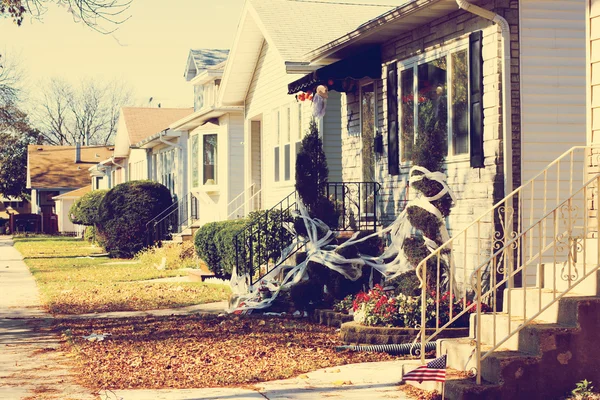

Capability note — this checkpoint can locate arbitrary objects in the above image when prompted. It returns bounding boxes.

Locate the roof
[219,0,394,105]
[185,49,230,81]
[28,145,114,190]
[121,107,194,145]
[53,185,92,200]
[304,0,460,62]
[249,0,395,61]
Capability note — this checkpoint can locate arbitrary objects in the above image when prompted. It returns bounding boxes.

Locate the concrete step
[479,350,540,385]
[469,313,524,352]
[540,261,600,295]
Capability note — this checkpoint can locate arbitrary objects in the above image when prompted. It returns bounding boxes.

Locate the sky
[1,0,394,109]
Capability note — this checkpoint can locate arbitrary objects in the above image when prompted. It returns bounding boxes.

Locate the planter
[340,321,469,345]
[312,309,354,328]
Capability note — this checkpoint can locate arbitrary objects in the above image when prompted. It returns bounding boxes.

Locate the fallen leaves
[53,315,401,390]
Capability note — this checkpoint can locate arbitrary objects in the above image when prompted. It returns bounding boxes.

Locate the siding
[521,0,587,284]
[228,114,246,207]
[590,0,600,236]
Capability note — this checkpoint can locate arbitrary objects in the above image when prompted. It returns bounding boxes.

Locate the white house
[218,0,396,212]
[52,185,90,236]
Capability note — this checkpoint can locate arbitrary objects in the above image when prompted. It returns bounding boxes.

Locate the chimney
[75,142,81,163]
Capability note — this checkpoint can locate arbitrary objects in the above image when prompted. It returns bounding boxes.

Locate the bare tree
[33,77,133,145]
[1,0,131,33]
[0,54,22,124]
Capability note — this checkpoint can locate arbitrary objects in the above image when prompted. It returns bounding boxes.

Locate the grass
[14,237,230,315]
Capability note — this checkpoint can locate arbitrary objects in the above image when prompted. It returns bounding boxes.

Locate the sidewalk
[0,236,414,400]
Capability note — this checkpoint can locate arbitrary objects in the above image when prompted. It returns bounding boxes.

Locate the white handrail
[227,186,262,220]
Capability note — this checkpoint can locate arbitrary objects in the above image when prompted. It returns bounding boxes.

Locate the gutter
[159,130,181,149]
[455,0,513,197]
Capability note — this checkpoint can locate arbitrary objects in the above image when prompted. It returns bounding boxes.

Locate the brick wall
[340,0,521,281]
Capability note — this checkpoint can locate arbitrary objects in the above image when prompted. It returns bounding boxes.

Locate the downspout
[455,0,513,197]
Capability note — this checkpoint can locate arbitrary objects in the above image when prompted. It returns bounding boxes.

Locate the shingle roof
[249,0,395,61]
[190,49,230,70]
[53,185,92,200]
[121,107,194,145]
[28,146,114,190]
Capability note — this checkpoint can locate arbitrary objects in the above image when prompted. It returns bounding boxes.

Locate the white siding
[228,114,246,207]
[521,0,587,284]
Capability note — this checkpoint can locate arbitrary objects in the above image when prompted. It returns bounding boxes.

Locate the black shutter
[469,31,484,168]
[387,62,399,175]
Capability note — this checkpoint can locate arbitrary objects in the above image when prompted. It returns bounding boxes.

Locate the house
[52,185,91,236]
[169,49,247,226]
[27,144,113,234]
[218,0,397,214]
[285,0,587,286]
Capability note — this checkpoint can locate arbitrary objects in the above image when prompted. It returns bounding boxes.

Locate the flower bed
[312,309,354,328]
[340,321,469,345]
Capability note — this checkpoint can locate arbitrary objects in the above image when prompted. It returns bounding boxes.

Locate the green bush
[83,225,95,243]
[194,219,247,278]
[97,181,172,258]
[70,190,108,226]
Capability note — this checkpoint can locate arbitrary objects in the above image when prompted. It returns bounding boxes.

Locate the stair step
[444,377,502,400]
[540,261,600,295]
[480,350,540,385]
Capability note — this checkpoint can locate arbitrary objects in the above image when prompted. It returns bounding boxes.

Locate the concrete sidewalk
[0,236,415,400]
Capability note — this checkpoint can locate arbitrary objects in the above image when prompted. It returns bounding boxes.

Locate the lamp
[205,179,216,185]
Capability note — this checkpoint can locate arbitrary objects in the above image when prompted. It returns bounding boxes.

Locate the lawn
[51,315,399,390]
[14,237,230,314]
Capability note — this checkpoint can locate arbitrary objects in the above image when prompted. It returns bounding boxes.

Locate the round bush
[194,219,246,278]
[97,181,172,258]
[70,190,108,226]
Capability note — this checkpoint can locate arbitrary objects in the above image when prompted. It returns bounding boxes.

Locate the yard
[14,236,230,314]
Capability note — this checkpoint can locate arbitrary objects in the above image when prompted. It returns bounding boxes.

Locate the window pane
[275,110,280,146]
[418,57,448,155]
[194,85,204,111]
[284,144,291,181]
[191,135,199,187]
[452,50,469,155]
[400,68,414,162]
[203,134,217,185]
[274,147,280,182]
[361,83,375,182]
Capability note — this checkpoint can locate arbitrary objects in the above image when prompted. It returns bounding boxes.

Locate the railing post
[420,262,427,365]
[476,267,482,385]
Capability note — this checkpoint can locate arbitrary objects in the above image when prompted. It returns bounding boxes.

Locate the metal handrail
[234,181,382,285]
[146,193,200,246]
[413,145,600,384]
[227,184,255,219]
[227,186,262,220]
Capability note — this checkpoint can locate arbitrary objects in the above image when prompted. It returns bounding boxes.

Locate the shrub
[97,181,172,258]
[247,209,294,267]
[194,219,246,278]
[70,190,108,226]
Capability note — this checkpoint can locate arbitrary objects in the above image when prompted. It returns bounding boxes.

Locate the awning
[287,47,382,95]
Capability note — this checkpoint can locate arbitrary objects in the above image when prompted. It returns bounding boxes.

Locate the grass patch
[14,237,230,315]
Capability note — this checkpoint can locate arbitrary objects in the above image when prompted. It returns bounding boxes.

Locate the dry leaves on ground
[52,315,401,390]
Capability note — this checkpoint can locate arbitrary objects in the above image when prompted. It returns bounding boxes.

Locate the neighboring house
[52,185,91,236]
[27,144,113,234]
[285,0,587,285]
[108,107,193,201]
[0,196,30,219]
[169,49,247,225]
[218,0,395,212]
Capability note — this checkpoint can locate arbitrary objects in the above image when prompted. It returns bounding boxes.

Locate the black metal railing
[234,181,381,285]
[146,193,199,246]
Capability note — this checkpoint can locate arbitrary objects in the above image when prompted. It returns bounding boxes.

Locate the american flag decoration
[403,355,447,383]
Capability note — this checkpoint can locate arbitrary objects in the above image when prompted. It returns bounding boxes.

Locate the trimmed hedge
[70,190,108,226]
[97,181,172,258]
[194,219,247,278]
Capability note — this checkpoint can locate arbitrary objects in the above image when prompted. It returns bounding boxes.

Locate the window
[203,134,217,185]
[194,85,204,111]
[398,44,472,163]
[191,135,199,187]
[274,110,280,182]
[361,83,376,183]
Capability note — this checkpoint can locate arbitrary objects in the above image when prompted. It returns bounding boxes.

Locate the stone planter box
[340,321,469,345]
[312,309,354,328]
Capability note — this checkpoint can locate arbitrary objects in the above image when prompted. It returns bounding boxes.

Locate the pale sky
[1,0,394,108]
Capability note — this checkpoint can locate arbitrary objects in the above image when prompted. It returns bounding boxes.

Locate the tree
[0,53,41,198]
[32,77,133,145]
[1,0,131,33]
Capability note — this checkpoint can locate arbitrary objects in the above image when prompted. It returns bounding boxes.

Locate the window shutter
[469,31,484,168]
[387,62,400,175]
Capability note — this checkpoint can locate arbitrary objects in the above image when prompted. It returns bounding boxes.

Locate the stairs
[433,239,600,399]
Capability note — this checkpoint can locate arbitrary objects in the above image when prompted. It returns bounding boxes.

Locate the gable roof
[28,146,114,190]
[250,0,395,61]
[121,107,194,145]
[184,49,230,81]
[53,185,92,200]
[219,0,394,105]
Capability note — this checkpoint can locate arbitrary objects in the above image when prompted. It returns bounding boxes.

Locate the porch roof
[287,47,382,94]
[169,106,244,132]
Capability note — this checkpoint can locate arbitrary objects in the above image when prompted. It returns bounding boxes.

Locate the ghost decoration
[312,85,328,118]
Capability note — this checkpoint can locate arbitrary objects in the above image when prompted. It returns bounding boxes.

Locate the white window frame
[360,80,378,178]
[273,104,297,187]
[201,132,218,186]
[397,38,471,166]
